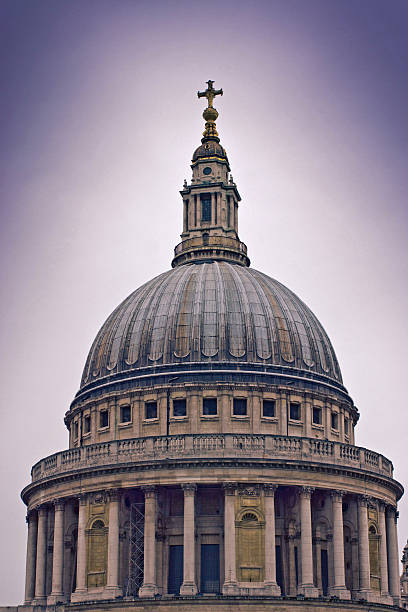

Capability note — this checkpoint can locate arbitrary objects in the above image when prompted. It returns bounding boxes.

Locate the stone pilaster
[180,484,198,595]
[105,489,122,597]
[48,499,66,604]
[357,495,371,599]
[71,494,88,601]
[329,491,350,599]
[139,486,158,598]
[33,505,48,604]
[24,509,38,604]
[263,485,280,595]
[386,505,401,606]
[222,483,239,595]
[378,502,392,604]
[298,487,318,597]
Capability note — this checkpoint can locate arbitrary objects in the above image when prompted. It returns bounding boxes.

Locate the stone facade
[4,82,405,612]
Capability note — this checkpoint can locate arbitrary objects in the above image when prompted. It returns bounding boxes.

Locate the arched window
[241,512,258,523]
[88,519,107,587]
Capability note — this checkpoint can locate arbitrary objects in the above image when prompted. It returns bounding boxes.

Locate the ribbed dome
[192,140,228,163]
[80,261,342,390]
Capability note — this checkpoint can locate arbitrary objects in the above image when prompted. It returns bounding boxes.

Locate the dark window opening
[321,549,328,595]
[201,195,211,222]
[145,401,157,420]
[227,197,231,227]
[203,397,217,416]
[331,412,339,430]
[233,398,247,416]
[84,415,91,434]
[201,544,220,593]
[168,545,183,594]
[312,407,322,425]
[99,410,109,428]
[263,399,275,418]
[173,398,186,417]
[120,404,131,423]
[73,422,78,439]
[344,418,349,435]
[289,402,301,421]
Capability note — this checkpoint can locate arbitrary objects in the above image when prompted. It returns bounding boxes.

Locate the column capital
[378,500,387,512]
[357,494,370,507]
[331,490,346,502]
[264,484,278,497]
[26,509,38,524]
[78,493,88,506]
[299,486,314,499]
[53,498,65,512]
[36,504,48,516]
[142,485,156,499]
[181,483,197,496]
[108,489,121,502]
[223,482,238,496]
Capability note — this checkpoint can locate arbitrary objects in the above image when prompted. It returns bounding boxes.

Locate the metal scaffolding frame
[126,500,144,597]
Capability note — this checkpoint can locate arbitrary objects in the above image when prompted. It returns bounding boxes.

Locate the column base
[222,581,240,595]
[263,581,281,596]
[70,589,88,603]
[329,586,351,599]
[180,581,198,596]
[32,598,46,606]
[392,595,401,606]
[47,593,66,605]
[380,593,394,605]
[298,584,319,598]
[138,582,158,598]
[103,586,123,598]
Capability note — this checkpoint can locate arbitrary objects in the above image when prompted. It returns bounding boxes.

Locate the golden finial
[197,80,223,140]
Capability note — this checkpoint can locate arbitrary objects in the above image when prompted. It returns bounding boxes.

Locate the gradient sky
[1,0,407,604]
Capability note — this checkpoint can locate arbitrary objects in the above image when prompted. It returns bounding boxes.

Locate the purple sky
[1,0,408,604]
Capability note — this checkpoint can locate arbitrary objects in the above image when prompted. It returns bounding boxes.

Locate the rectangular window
[120,404,131,423]
[289,402,301,421]
[99,410,109,429]
[84,415,91,434]
[203,397,217,416]
[145,401,157,420]
[233,398,247,416]
[173,398,186,417]
[201,195,211,222]
[227,197,231,227]
[331,412,339,430]
[73,422,79,439]
[262,399,275,418]
[312,407,322,425]
[344,418,349,436]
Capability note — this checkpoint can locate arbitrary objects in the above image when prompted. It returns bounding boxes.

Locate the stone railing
[30,434,394,483]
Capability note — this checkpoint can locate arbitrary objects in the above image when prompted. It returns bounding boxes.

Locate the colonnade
[24,485,401,606]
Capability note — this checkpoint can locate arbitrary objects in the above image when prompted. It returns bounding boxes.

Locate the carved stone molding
[53,498,65,512]
[108,489,121,502]
[300,486,314,499]
[89,491,107,505]
[142,485,156,499]
[357,494,370,507]
[239,484,260,497]
[331,490,346,502]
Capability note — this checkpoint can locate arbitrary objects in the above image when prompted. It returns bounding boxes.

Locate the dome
[80,260,342,392]
[192,139,228,164]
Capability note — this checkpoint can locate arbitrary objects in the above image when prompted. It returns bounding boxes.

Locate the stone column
[386,506,401,605]
[287,532,297,595]
[378,502,392,603]
[106,490,122,597]
[357,495,371,599]
[222,483,239,595]
[180,484,198,595]
[48,500,65,604]
[72,494,88,600]
[314,526,322,594]
[264,485,281,595]
[330,491,350,599]
[24,509,38,604]
[139,486,158,597]
[33,505,48,604]
[298,487,318,597]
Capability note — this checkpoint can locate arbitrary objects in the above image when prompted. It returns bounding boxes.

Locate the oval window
[203,167,212,175]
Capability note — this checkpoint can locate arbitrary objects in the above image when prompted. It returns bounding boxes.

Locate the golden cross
[197,80,223,108]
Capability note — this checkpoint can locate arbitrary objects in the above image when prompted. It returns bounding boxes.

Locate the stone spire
[172,81,250,268]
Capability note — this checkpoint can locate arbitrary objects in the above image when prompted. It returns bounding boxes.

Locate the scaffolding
[126,500,144,597]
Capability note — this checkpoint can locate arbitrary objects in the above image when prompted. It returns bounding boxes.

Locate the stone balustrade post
[298,487,318,597]
[139,486,158,597]
[72,494,88,600]
[357,495,371,599]
[24,510,38,604]
[330,491,350,599]
[106,489,122,597]
[48,500,65,604]
[180,484,198,595]
[386,506,401,605]
[222,483,239,595]
[264,484,281,595]
[33,505,48,604]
